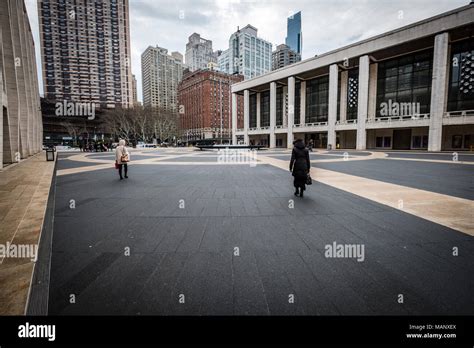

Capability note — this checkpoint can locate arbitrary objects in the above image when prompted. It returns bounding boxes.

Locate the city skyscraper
[218,25,272,80]
[285,11,302,55]
[141,45,185,112]
[132,74,138,106]
[185,33,217,72]
[37,0,133,108]
[272,44,301,70]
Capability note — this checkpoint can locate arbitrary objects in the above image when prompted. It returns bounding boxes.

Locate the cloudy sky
[26,0,468,102]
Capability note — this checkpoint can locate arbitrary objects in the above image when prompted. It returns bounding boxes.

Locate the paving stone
[45,151,474,315]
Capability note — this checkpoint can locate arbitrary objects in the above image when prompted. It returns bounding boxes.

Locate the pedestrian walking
[290,139,311,197]
[115,139,130,180]
[308,139,314,152]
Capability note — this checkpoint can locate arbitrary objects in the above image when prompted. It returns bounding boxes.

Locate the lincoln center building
[231,5,474,151]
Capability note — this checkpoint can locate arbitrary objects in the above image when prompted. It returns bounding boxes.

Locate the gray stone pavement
[385,152,474,162]
[313,159,473,200]
[48,150,474,315]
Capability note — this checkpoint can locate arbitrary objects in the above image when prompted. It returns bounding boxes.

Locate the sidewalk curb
[25,155,58,315]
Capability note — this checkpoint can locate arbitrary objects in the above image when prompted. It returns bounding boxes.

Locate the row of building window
[246,38,474,126]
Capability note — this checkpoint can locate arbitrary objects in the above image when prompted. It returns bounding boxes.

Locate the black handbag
[306,173,313,185]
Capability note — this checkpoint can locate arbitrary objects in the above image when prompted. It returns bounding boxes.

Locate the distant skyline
[26,0,469,103]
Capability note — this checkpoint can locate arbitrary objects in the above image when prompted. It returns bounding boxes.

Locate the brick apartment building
[178,69,244,144]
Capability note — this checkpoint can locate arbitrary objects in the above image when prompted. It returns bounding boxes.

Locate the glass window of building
[347,69,359,120]
[276,87,283,126]
[294,80,301,124]
[448,38,474,111]
[337,73,341,121]
[261,90,270,127]
[306,75,329,123]
[376,50,433,117]
[249,93,257,128]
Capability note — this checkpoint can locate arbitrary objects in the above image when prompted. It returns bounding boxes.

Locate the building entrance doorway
[393,129,412,150]
[305,133,327,149]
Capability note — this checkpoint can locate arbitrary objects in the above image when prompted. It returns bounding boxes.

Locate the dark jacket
[290,141,310,177]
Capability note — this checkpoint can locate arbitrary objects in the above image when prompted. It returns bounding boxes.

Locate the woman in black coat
[290,139,311,197]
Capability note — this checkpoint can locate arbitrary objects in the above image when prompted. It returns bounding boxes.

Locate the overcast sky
[26,0,468,102]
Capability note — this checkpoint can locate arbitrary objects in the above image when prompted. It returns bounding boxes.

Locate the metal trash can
[46,148,55,161]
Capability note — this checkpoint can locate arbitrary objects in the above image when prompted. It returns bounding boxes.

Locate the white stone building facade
[231,5,474,151]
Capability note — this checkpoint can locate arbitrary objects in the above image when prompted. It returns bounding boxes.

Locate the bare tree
[101,105,179,145]
[135,106,148,142]
[102,107,135,142]
[60,121,82,145]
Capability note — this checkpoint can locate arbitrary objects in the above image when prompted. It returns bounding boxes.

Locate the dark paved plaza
[48,149,474,315]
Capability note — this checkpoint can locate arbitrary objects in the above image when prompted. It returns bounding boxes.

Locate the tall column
[340,70,348,123]
[18,3,33,156]
[287,76,295,148]
[356,55,370,150]
[256,92,261,128]
[9,0,28,158]
[269,82,276,148]
[300,80,306,125]
[0,53,3,169]
[17,1,32,155]
[328,64,338,150]
[428,32,449,152]
[1,0,20,163]
[368,63,378,121]
[231,92,237,144]
[26,27,38,153]
[244,89,250,144]
[32,38,42,153]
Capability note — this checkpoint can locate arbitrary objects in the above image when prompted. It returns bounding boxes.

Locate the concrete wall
[0,0,42,169]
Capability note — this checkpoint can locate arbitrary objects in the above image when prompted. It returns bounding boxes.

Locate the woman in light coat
[115,139,130,180]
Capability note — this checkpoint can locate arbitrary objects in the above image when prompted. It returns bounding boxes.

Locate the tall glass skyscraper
[218,25,272,80]
[285,11,302,55]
